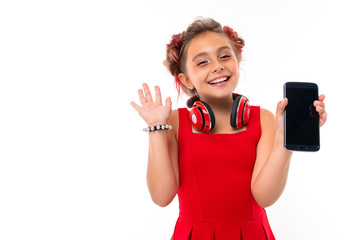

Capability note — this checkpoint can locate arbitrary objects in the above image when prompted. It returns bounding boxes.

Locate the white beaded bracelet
[143,125,173,132]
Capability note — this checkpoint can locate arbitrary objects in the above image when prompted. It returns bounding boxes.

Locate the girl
[131,18,327,240]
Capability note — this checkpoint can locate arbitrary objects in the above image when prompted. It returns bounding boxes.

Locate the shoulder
[260,108,275,121]
[168,108,189,124]
[259,108,276,132]
[168,109,179,125]
[168,109,180,140]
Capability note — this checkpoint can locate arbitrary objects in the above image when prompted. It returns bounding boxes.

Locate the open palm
[131,83,172,126]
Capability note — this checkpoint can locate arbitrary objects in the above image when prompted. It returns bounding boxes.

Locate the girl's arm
[146,111,179,207]
[251,95,327,208]
[131,84,179,207]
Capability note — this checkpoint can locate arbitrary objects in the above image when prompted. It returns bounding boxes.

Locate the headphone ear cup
[242,100,251,126]
[230,95,251,128]
[189,101,215,133]
[200,101,215,132]
[230,96,241,128]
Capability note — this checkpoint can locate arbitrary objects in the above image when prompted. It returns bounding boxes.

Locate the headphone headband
[186,94,247,108]
[186,95,200,108]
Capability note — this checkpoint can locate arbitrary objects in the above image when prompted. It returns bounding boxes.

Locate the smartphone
[284,82,320,151]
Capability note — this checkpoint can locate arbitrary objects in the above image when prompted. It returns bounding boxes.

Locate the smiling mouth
[208,76,230,85]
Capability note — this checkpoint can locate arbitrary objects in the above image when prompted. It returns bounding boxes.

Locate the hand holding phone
[284,82,320,151]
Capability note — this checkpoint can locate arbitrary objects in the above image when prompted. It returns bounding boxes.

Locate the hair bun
[167,32,184,63]
[164,31,185,95]
[223,26,244,53]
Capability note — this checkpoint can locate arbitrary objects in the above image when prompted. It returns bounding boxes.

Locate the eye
[220,54,231,59]
[197,60,209,66]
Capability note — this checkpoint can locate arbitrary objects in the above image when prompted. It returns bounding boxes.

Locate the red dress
[171,107,275,240]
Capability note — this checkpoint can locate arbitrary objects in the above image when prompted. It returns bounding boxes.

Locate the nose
[211,61,225,73]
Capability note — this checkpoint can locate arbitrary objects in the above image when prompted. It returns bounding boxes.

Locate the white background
[1,0,359,239]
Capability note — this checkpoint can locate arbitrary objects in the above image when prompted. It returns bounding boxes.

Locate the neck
[199,94,234,114]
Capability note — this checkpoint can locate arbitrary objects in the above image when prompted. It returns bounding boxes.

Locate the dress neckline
[191,127,248,136]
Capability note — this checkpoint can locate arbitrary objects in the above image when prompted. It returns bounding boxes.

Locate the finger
[164,96,172,109]
[314,94,326,107]
[138,89,147,105]
[315,100,325,109]
[130,101,141,112]
[154,85,162,104]
[315,99,325,109]
[142,83,153,102]
[316,105,326,115]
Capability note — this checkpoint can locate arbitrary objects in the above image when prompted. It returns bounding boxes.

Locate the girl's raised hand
[275,94,327,133]
[130,83,172,126]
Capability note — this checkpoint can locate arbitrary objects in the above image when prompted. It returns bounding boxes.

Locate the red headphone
[186,93,251,133]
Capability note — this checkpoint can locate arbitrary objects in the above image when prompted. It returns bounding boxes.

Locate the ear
[178,73,195,90]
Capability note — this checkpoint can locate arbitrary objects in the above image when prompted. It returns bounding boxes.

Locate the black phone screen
[284,82,320,151]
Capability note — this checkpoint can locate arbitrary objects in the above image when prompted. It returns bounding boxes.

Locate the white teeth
[209,77,228,84]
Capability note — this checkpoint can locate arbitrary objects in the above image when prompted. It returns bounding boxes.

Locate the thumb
[276,98,288,117]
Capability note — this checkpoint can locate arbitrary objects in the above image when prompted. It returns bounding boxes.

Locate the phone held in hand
[284,82,320,152]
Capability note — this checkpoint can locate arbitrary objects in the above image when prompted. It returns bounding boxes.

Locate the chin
[209,90,235,101]
[213,85,237,96]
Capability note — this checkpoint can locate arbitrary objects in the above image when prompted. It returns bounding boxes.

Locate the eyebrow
[192,46,232,62]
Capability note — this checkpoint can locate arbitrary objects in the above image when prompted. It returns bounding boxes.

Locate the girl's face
[179,31,240,101]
